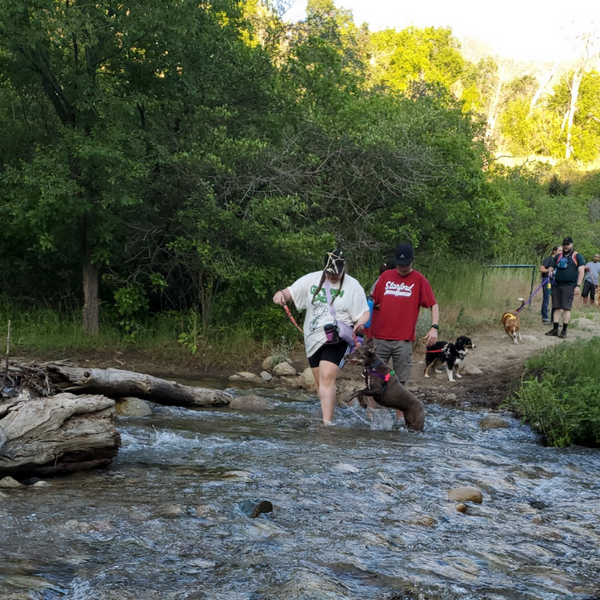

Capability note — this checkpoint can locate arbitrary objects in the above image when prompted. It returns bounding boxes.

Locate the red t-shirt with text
[371,270,436,341]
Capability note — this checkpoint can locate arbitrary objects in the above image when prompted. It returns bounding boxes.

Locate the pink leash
[283,305,304,335]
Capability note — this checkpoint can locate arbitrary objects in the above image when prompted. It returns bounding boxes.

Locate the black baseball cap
[562,236,573,245]
[394,243,414,266]
[324,248,345,275]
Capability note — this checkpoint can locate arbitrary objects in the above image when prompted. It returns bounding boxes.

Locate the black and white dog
[424,336,475,382]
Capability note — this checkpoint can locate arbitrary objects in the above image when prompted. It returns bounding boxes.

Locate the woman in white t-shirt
[273,249,370,425]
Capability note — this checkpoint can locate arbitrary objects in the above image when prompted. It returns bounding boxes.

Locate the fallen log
[45,365,233,407]
[0,392,120,477]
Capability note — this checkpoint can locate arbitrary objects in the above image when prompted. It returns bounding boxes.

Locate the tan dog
[502,298,524,344]
[343,339,425,431]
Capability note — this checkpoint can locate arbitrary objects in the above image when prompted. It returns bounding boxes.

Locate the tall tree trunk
[83,259,99,334]
[564,70,582,159]
[529,64,556,113]
[82,213,99,334]
[485,60,514,142]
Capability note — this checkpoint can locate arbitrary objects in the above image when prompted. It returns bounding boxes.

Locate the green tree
[550,70,600,162]
[0,0,276,332]
[369,26,464,97]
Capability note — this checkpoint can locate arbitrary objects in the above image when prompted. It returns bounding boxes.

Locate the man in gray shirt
[582,253,600,308]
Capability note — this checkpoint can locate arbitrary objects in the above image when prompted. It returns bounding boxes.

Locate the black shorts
[551,285,575,311]
[307,341,349,368]
[582,280,596,300]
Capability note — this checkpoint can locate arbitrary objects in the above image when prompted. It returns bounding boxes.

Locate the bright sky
[285,0,600,63]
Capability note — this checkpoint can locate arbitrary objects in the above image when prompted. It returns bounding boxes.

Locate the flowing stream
[1,382,599,600]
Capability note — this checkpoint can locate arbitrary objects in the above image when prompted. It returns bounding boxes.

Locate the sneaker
[546,329,558,336]
[542,319,551,325]
[558,331,567,339]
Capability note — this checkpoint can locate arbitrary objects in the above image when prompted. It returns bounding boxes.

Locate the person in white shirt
[273,249,370,425]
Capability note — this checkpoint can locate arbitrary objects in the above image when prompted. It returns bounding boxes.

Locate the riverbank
[12,309,600,410]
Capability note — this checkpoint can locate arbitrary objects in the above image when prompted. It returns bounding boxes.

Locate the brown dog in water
[501,297,525,344]
[343,338,425,431]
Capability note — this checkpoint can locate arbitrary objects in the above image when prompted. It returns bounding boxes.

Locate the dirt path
[372,312,600,409]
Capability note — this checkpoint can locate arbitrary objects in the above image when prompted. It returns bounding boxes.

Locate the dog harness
[365,359,395,392]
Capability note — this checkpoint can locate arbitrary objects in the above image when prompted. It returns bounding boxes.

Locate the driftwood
[0,361,234,478]
[0,392,120,477]
[45,365,233,407]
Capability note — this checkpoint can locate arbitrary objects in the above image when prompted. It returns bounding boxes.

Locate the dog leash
[515,276,550,314]
[283,305,304,335]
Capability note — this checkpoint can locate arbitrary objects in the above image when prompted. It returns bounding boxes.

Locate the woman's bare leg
[312,361,339,424]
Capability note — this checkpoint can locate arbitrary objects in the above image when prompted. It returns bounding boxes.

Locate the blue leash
[516,276,550,314]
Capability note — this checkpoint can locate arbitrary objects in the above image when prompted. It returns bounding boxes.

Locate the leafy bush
[505,338,600,447]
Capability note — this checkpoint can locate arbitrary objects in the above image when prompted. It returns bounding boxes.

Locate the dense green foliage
[506,338,600,448]
[0,0,599,342]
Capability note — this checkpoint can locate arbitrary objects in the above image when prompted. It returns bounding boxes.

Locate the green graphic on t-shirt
[310,285,344,304]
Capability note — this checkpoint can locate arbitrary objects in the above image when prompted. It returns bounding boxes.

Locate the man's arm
[423,304,439,346]
[575,265,585,295]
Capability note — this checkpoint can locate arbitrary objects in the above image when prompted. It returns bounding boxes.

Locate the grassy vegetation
[0,300,268,368]
[505,338,600,448]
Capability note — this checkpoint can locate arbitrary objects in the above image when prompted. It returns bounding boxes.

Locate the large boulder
[273,362,297,377]
[262,356,278,371]
[297,368,317,392]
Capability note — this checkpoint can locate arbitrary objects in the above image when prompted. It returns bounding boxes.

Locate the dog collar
[370,359,384,368]
[368,369,395,381]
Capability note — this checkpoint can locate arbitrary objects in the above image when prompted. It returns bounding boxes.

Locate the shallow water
[1,386,599,600]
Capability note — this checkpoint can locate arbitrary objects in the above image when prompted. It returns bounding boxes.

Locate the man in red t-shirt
[371,243,439,385]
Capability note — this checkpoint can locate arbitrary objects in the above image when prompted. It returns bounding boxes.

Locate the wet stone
[0,476,24,488]
[115,397,153,417]
[228,395,276,411]
[32,480,51,488]
[237,499,273,518]
[480,415,510,429]
[229,372,263,384]
[448,486,483,503]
